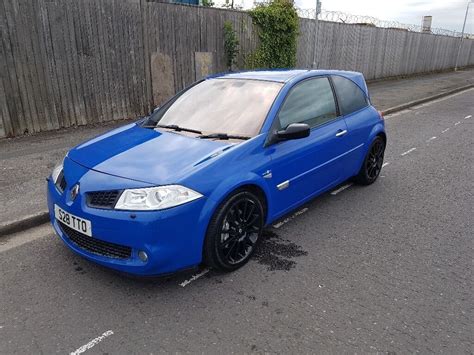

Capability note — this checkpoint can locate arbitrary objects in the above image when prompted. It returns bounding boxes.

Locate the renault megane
[47,69,386,276]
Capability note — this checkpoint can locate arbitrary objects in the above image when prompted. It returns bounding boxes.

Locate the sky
[223,0,473,33]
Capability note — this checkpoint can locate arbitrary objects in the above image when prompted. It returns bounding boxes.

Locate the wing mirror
[276,123,310,141]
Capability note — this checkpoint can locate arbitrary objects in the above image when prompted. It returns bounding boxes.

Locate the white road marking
[465,115,472,119]
[454,121,461,126]
[442,128,450,133]
[382,162,390,168]
[401,148,417,156]
[179,268,209,287]
[70,330,114,355]
[330,183,353,196]
[426,136,437,142]
[272,208,309,229]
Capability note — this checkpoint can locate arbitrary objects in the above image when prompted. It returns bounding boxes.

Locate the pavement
[0,68,473,234]
[0,88,472,353]
[368,68,474,110]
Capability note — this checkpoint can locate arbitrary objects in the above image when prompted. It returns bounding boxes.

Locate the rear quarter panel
[344,105,385,176]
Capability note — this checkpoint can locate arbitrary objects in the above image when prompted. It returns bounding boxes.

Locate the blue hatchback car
[47,69,386,276]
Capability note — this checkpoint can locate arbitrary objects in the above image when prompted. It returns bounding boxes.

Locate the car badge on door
[70,184,80,201]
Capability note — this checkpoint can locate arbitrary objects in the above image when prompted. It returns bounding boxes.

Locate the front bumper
[46,160,212,276]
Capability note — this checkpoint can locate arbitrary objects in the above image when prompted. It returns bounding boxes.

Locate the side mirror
[276,123,310,141]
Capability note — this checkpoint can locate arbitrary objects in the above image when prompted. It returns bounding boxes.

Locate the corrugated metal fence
[1,0,473,138]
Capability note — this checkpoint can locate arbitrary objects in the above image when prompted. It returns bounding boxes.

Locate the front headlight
[114,185,203,211]
[51,161,64,184]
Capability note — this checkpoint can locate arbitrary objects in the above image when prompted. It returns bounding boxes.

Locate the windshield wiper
[155,124,202,135]
[198,133,250,141]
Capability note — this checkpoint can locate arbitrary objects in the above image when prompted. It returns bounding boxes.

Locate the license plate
[54,204,92,237]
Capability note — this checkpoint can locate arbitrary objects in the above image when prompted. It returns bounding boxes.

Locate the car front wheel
[203,190,264,272]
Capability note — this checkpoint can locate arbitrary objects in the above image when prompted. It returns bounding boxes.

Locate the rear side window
[332,76,368,115]
[278,77,337,129]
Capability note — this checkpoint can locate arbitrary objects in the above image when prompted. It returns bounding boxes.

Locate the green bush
[223,21,240,71]
[202,0,214,7]
[247,0,299,69]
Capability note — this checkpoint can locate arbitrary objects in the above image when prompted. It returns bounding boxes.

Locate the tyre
[354,136,385,185]
[203,190,264,272]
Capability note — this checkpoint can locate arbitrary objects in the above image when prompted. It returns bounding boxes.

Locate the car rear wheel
[354,136,385,185]
[203,190,264,272]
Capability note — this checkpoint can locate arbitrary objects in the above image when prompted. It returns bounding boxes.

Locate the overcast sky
[226,0,473,33]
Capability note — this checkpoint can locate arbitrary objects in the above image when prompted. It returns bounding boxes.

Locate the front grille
[59,221,132,259]
[56,171,67,192]
[86,190,121,209]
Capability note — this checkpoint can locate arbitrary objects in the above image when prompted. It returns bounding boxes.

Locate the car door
[331,75,374,178]
[265,76,349,218]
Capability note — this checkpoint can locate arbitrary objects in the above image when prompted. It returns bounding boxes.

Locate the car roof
[209,69,369,96]
[209,69,361,82]
[211,69,309,82]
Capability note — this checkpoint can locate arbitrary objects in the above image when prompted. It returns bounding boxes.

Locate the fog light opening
[138,250,148,262]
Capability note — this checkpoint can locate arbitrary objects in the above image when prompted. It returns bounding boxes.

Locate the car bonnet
[67,123,231,185]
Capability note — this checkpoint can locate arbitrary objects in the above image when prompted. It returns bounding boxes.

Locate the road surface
[0,89,472,354]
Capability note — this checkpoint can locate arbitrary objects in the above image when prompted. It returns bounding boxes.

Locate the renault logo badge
[70,184,80,201]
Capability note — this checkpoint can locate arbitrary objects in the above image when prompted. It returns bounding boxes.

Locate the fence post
[311,0,320,68]
[454,0,472,71]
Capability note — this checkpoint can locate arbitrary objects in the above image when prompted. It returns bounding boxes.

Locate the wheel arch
[366,123,386,154]
[200,180,270,270]
[353,123,386,176]
[368,122,386,142]
[197,173,271,252]
[205,179,270,225]
[376,131,387,146]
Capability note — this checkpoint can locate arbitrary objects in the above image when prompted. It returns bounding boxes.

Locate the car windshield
[148,78,283,137]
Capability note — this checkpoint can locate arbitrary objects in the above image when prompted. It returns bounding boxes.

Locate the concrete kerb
[0,211,50,237]
[380,84,474,116]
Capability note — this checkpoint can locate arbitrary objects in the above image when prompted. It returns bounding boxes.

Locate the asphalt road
[1,89,473,354]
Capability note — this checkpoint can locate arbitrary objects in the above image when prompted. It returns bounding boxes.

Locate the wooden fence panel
[0,0,473,137]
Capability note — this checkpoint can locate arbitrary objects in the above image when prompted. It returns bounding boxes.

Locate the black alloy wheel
[204,190,264,271]
[366,138,384,180]
[355,136,385,185]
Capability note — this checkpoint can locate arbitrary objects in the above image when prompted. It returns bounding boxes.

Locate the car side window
[332,76,368,115]
[277,77,338,130]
